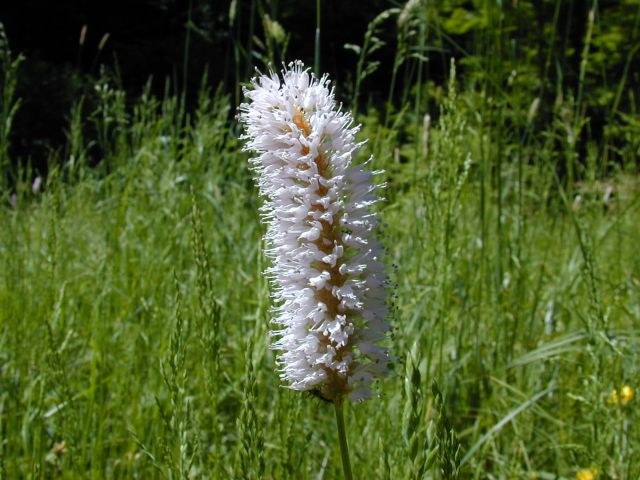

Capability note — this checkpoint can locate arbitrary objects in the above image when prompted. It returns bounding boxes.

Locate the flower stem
[334,400,353,480]
[314,0,321,75]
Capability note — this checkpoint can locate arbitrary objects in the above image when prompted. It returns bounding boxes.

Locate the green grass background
[1,1,640,478]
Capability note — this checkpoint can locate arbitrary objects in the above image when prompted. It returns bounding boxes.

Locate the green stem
[334,400,353,480]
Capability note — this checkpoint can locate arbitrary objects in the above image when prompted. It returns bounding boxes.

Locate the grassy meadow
[2,2,640,478]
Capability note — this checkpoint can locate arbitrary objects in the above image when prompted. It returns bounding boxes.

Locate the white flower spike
[238,61,389,402]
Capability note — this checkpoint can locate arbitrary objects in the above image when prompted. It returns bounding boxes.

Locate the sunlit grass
[1,1,640,477]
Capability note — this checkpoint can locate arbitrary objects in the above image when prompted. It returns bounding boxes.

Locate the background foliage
[1,0,639,175]
[1,0,639,478]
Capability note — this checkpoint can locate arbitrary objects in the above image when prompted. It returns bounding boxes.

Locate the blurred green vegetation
[1,0,639,478]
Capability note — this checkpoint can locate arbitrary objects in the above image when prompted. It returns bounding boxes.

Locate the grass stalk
[182,0,193,97]
[315,0,321,75]
[0,34,22,190]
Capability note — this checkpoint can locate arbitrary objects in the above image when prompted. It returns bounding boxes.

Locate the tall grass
[0,24,23,191]
[1,1,640,478]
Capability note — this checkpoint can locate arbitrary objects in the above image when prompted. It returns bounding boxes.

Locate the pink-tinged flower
[238,61,389,402]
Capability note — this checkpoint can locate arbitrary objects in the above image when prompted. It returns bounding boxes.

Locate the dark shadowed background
[0,0,638,176]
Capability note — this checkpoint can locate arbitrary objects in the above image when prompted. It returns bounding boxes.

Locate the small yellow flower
[620,385,634,405]
[609,385,634,406]
[575,467,598,480]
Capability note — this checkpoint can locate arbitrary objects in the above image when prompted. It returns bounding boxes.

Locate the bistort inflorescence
[238,61,389,402]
